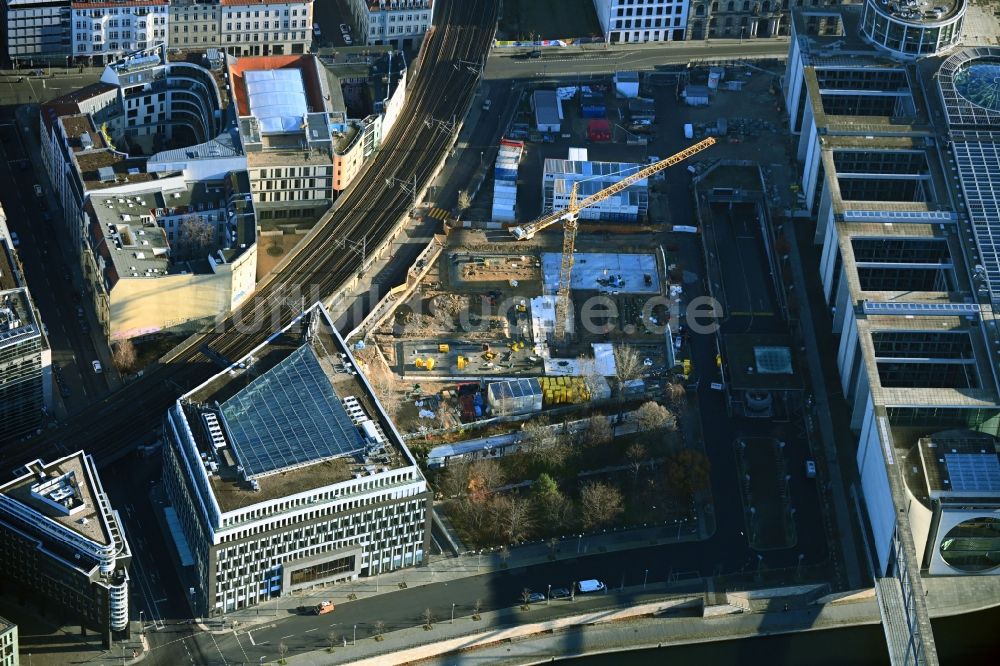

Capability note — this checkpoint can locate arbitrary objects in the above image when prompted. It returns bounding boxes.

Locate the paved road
[485,39,789,80]
[0,69,105,106]
[0,114,112,434]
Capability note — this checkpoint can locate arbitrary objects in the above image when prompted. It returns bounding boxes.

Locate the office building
[83,172,257,341]
[162,303,432,617]
[229,52,403,225]
[168,0,220,50]
[349,0,433,49]
[784,0,1000,659]
[593,0,689,43]
[860,0,964,58]
[0,617,16,666]
[0,207,51,443]
[219,0,313,57]
[0,452,131,648]
[543,150,648,222]
[2,0,71,64]
[71,0,169,65]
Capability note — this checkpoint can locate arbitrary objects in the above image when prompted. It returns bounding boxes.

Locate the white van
[577,579,606,593]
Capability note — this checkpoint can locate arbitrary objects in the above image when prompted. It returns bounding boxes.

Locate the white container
[684,123,694,139]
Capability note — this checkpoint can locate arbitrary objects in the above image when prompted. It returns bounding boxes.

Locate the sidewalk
[13,104,123,399]
[195,521,704,635]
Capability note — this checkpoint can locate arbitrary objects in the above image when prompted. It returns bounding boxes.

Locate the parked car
[576,579,606,594]
[339,23,350,35]
[9,232,18,247]
[550,587,571,599]
[91,360,103,374]
[312,22,321,36]
[526,592,546,603]
[805,459,817,478]
[343,34,353,45]
[34,183,43,197]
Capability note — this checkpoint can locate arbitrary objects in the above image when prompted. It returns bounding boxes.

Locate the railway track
[0,0,498,473]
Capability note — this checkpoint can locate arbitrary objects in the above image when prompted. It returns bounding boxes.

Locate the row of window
[74,8,167,18]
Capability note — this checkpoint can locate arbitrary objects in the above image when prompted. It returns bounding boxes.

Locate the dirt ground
[257,232,308,281]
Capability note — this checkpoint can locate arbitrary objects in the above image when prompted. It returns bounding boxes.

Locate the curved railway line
[0,0,498,472]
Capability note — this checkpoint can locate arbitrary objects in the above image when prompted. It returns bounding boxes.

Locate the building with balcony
[168,0,220,50]
[0,207,51,443]
[219,0,312,57]
[71,0,169,66]
[593,0,688,43]
[39,44,231,255]
[83,171,256,340]
[0,452,131,648]
[349,0,433,49]
[162,303,432,617]
[2,0,72,64]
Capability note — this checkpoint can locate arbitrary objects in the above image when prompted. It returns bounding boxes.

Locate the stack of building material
[492,138,524,222]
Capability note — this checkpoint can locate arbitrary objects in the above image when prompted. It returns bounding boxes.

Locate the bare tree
[521,588,532,609]
[327,630,338,652]
[422,607,435,629]
[491,495,534,543]
[373,620,385,640]
[174,215,216,261]
[438,463,472,499]
[112,338,137,373]
[636,400,676,432]
[626,442,646,484]
[579,481,624,530]
[457,190,472,211]
[278,641,289,663]
[473,598,483,619]
[466,459,506,503]
[583,414,613,448]
[612,344,644,394]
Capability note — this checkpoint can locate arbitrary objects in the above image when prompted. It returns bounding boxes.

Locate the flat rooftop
[723,334,803,391]
[540,252,659,294]
[182,307,413,512]
[0,452,110,546]
[874,0,963,25]
[918,430,1000,498]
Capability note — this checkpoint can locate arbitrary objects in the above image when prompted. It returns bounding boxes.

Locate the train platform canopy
[541,252,660,294]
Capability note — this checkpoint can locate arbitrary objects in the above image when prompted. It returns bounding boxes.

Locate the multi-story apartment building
[168,0,220,50]
[230,53,397,225]
[0,451,131,648]
[593,0,689,43]
[162,303,432,617]
[219,0,312,57]
[71,0,169,65]
[2,0,72,64]
[39,45,229,252]
[349,0,433,49]
[0,617,16,666]
[0,207,51,443]
[83,172,256,341]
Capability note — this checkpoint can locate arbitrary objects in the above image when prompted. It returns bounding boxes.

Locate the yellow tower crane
[510,137,716,341]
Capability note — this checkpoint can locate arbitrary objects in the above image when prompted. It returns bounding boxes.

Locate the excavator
[510,137,716,341]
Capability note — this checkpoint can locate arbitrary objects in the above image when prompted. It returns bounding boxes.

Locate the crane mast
[510,138,716,342]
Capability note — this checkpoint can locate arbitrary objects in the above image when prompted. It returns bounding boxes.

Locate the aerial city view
[0,0,999,664]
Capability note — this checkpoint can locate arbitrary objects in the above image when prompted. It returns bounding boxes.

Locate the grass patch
[499,0,602,40]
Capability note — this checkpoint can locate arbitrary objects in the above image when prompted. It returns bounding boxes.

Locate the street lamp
[451,603,456,624]
[353,623,357,646]
[547,584,551,605]
[643,569,648,589]
[139,610,144,634]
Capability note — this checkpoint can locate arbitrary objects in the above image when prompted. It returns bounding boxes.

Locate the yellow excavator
[510,137,715,341]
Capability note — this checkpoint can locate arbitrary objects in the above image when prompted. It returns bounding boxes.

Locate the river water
[574,604,1000,664]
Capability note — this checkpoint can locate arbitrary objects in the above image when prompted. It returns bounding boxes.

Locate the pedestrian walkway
[196,522,704,636]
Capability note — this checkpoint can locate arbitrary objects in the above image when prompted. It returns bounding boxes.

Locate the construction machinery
[510,137,716,341]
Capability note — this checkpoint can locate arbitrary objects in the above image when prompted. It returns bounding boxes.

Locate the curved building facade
[860,0,964,58]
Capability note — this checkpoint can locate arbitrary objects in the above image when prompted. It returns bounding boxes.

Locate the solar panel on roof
[220,345,365,478]
[944,453,1000,493]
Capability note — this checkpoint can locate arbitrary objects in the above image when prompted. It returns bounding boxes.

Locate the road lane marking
[281,633,294,639]
[304,628,317,633]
